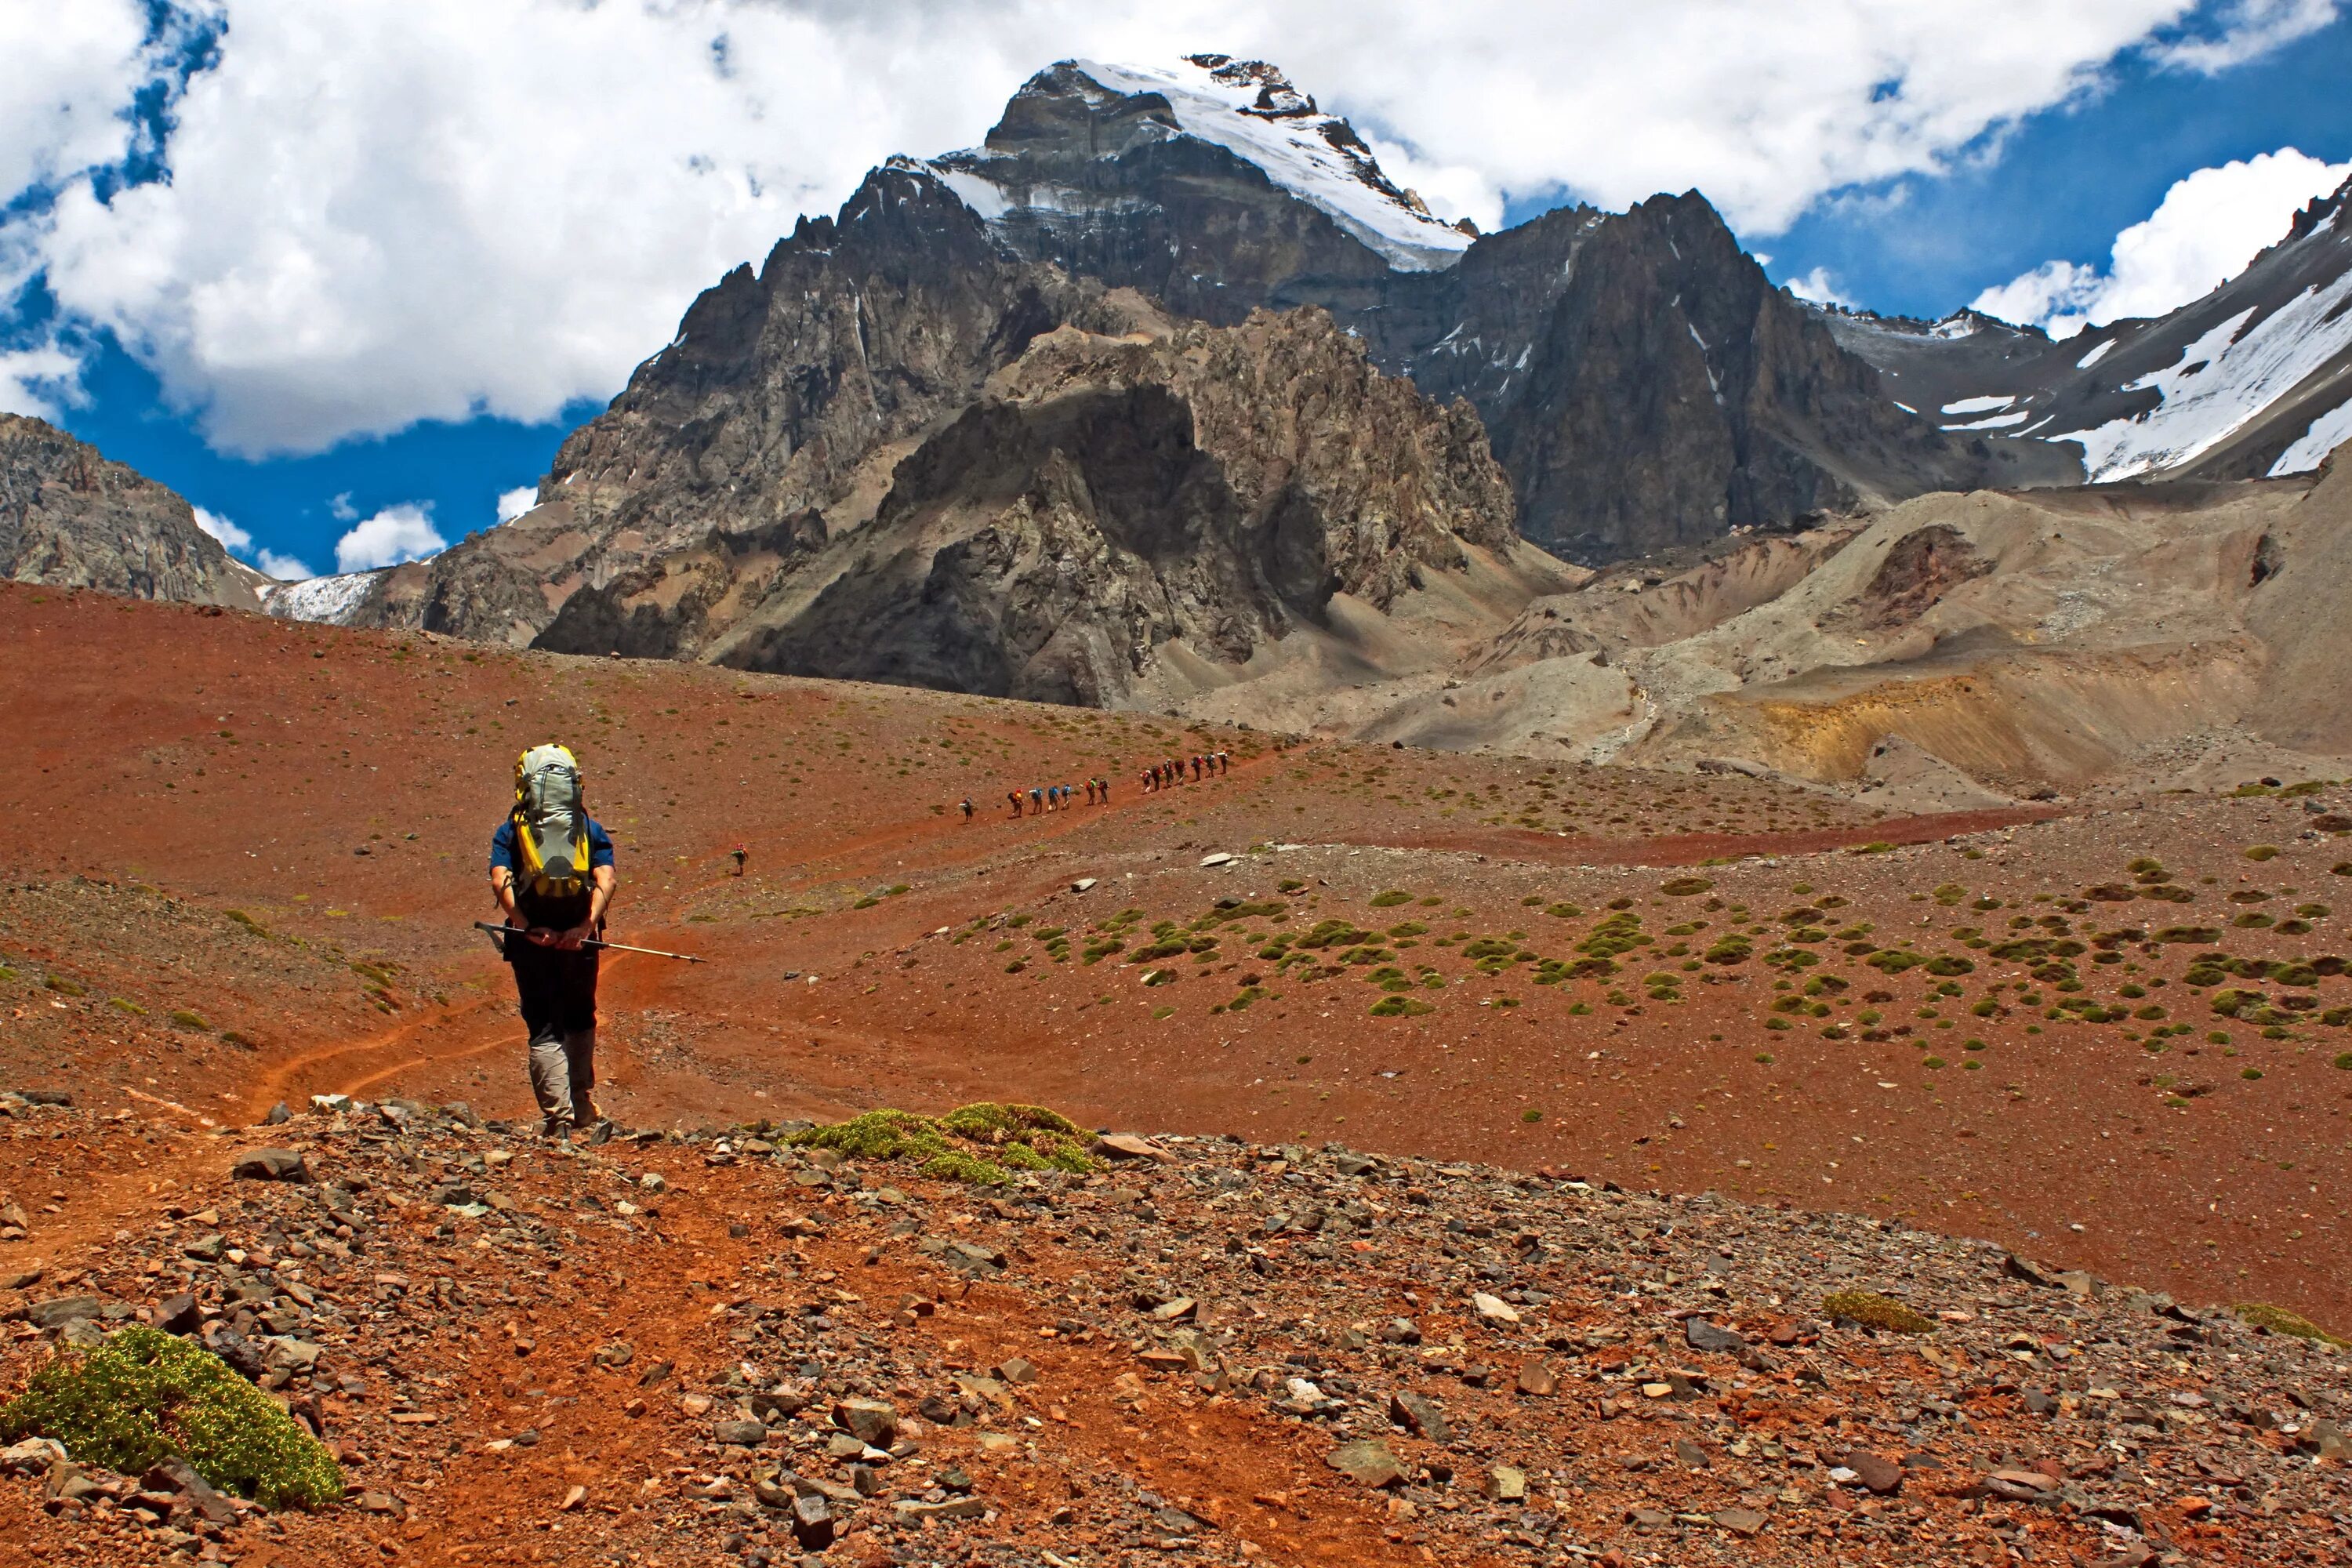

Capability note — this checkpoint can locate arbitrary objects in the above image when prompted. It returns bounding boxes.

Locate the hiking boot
[541,1116,571,1141]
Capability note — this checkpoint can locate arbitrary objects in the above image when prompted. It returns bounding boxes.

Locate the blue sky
[1749,13,2352,318]
[6,2,2350,580]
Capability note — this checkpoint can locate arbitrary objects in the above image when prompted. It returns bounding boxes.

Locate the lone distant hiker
[731,843,747,877]
[960,797,975,822]
[489,745,616,1139]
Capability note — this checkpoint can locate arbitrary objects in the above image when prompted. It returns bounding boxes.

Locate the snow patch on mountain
[929,56,1473,273]
[2074,267,2352,480]
[2271,397,2352,475]
[263,570,379,626]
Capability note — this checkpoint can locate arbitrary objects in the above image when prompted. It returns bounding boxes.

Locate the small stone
[1674,1437,1710,1468]
[1712,1506,1766,1537]
[1483,1465,1527,1503]
[895,1497,987,1521]
[792,1494,837,1548]
[1326,1439,1407,1489]
[993,1356,1037,1385]
[1070,878,1098,893]
[230,1149,310,1184]
[1683,1317,1747,1355]
[1389,1390,1450,1443]
[559,1485,586,1512]
[0,1438,65,1476]
[1470,1292,1519,1324]
[833,1397,898,1447]
[148,1294,200,1335]
[1842,1452,1904,1495]
[261,1102,291,1126]
[1515,1358,1558,1396]
[27,1295,101,1330]
[1093,1134,1174,1163]
[714,1420,768,1447]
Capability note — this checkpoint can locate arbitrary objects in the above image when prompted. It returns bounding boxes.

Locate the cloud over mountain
[1,1,2338,455]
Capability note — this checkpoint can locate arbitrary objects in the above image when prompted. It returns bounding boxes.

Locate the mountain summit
[914,56,1478,273]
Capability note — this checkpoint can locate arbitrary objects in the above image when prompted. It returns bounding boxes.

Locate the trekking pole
[472,921,707,963]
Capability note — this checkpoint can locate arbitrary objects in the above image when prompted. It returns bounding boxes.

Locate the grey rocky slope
[0,414,259,610]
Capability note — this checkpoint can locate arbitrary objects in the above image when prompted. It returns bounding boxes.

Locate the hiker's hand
[556,924,594,951]
[524,925,559,947]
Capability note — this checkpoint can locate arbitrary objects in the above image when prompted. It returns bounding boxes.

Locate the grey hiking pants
[528,1030,597,1127]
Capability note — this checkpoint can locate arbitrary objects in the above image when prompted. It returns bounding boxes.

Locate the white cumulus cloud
[1783,267,1856,307]
[0,2,2341,454]
[1973,147,2352,336]
[495,484,539,524]
[332,500,445,572]
[0,341,85,419]
[196,500,315,578]
[191,503,250,551]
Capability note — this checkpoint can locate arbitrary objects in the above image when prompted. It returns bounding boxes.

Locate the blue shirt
[489,817,615,876]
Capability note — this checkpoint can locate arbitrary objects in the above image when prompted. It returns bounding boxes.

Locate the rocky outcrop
[543,308,1521,706]
[0,415,259,609]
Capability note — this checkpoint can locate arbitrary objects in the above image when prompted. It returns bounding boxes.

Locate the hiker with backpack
[488,745,617,1140]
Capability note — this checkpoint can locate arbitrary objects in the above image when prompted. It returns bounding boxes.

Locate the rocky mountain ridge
[0,415,259,611]
[1821,172,2352,485]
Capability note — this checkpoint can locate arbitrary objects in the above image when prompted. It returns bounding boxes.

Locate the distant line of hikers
[1004,777,1112,817]
[1142,750,1229,791]
[982,751,1233,818]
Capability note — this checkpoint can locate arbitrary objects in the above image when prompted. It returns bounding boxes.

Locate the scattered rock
[1682,1316,1746,1355]
[1470,1291,1519,1324]
[1326,1439,1407,1489]
[230,1148,310,1184]
[1388,1390,1450,1443]
[1842,1451,1905,1496]
[1092,1134,1174,1164]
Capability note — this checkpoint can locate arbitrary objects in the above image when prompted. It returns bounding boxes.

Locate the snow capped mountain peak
[1824,172,2352,485]
[918,55,1475,273]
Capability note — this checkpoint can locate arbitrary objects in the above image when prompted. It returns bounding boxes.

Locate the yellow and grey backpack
[511,745,591,897]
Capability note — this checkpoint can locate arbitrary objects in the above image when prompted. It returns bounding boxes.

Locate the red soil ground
[3,579,2348,1340]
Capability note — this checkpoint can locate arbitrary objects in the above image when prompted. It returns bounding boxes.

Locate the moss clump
[1823,1290,1934,1334]
[0,1327,342,1509]
[788,1102,1093,1185]
[2236,1302,2350,1346]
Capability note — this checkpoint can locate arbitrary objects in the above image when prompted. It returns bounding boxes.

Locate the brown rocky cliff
[0,414,258,609]
[348,165,1120,644]
[543,308,1519,706]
